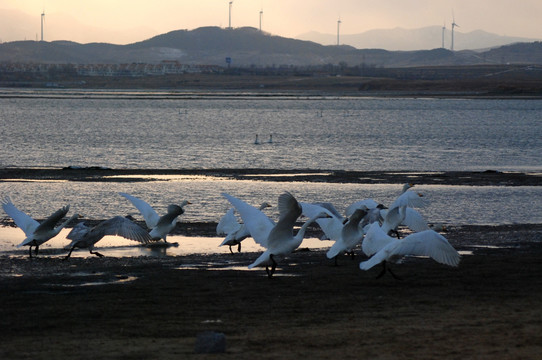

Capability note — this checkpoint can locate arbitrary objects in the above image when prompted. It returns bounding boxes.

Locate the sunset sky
[2,0,542,44]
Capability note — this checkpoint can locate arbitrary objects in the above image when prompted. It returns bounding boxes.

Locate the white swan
[345,198,379,217]
[223,191,330,278]
[326,208,368,264]
[300,201,345,241]
[64,216,152,258]
[1,196,79,258]
[360,223,460,279]
[217,202,272,253]
[381,190,428,237]
[119,192,191,243]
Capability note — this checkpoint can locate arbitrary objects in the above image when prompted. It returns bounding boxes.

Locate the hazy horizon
[1,0,542,46]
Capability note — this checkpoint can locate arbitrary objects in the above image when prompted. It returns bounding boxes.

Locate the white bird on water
[1,196,79,258]
[222,191,330,278]
[64,216,152,259]
[119,192,191,244]
[360,222,460,279]
[217,201,272,253]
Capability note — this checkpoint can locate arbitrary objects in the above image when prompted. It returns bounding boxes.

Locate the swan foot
[388,267,403,281]
[376,261,403,280]
[90,250,104,258]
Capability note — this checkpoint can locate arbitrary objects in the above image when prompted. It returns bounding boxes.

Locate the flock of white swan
[1,183,460,278]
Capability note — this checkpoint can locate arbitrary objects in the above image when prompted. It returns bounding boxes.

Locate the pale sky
[2,0,542,44]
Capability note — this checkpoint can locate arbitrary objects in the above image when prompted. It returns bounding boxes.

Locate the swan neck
[57,214,78,230]
[294,215,320,240]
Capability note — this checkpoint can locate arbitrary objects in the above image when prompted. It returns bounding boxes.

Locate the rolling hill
[1,26,542,67]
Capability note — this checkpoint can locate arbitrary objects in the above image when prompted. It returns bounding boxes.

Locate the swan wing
[381,206,403,234]
[360,245,395,271]
[248,250,271,268]
[216,208,241,235]
[300,202,343,241]
[266,192,302,249]
[345,199,379,217]
[360,207,383,228]
[313,202,344,220]
[362,222,395,256]
[119,192,160,229]
[1,196,39,236]
[391,230,461,267]
[66,222,90,242]
[91,216,152,245]
[390,191,426,210]
[35,205,70,232]
[222,193,274,246]
[402,208,430,232]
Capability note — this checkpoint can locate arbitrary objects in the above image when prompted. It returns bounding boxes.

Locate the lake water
[1,90,541,257]
[1,90,541,171]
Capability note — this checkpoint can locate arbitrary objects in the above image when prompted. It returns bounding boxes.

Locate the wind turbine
[451,12,459,51]
[259,9,263,31]
[41,11,45,41]
[441,22,446,48]
[337,18,341,46]
[228,1,233,29]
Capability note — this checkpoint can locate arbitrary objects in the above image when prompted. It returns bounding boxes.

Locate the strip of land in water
[1,167,541,186]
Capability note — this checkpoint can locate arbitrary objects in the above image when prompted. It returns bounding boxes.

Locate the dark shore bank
[2,167,541,186]
[0,224,541,359]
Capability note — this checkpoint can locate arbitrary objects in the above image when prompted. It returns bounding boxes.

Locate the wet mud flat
[0,224,541,359]
[1,167,541,186]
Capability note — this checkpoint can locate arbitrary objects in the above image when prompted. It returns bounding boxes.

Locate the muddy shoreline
[0,223,541,359]
[1,167,541,186]
[1,167,541,359]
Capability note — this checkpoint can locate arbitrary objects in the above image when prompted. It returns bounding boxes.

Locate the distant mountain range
[297,26,538,51]
[1,26,542,67]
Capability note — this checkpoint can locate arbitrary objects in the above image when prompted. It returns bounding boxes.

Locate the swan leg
[89,250,104,258]
[228,245,234,255]
[376,261,388,279]
[387,266,403,281]
[266,254,277,278]
[28,241,39,258]
[237,242,242,253]
[64,245,76,260]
